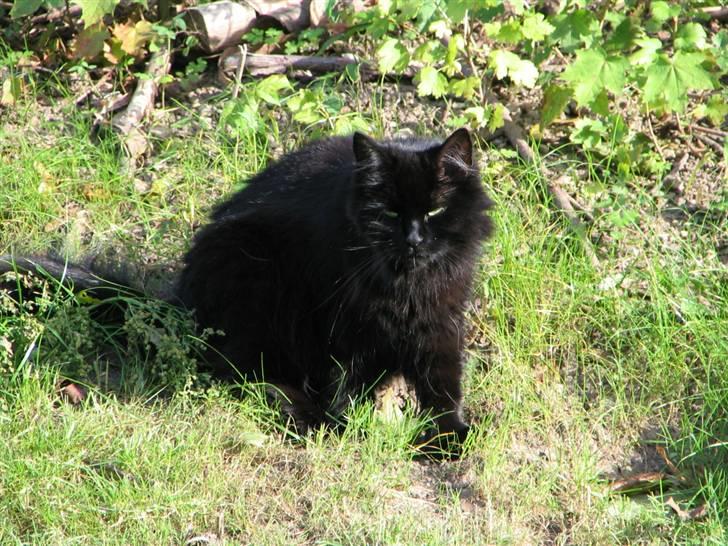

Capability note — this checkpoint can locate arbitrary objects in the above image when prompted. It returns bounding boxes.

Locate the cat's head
[349,128,491,273]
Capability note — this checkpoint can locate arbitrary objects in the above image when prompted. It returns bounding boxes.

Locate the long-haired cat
[177,128,493,454]
[2,128,492,457]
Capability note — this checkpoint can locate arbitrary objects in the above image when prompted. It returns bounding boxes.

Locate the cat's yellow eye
[426,207,445,218]
[383,210,399,218]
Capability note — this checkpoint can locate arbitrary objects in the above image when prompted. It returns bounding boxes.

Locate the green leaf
[255,75,292,105]
[334,115,370,135]
[484,19,523,44]
[562,48,628,106]
[72,0,120,27]
[376,38,410,74]
[443,33,464,76]
[604,17,638,51]
[415,1,438,30]
[651,1,680,23]
[444,0,473,24]
[590,90,610,117]
[449,76,480,100]
[570,118,607,150]
[550,10,600,51]
[415,66,448,98]
[10,0,43,18]
[509,58,538,88]
[487,103,505,132]
[521,12,554,42]
[489,49,538,88]
[456,105,487,128]
[540,84,572,127]
[692,95,728,126]
[643,52,714,112]
[412,40,443,64]
[221,96,263,136]
[629,37,662,66]
[73,22,109,59]
[712,30,728,71]
[674,23,707,51]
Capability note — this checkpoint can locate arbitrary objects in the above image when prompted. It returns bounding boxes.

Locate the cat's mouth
[399,247,432,270]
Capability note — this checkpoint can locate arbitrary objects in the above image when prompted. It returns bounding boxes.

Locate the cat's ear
[353,132,383,166]
[436,128,473,180]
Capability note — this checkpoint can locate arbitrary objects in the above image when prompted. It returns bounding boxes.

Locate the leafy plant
[346,0,725,167]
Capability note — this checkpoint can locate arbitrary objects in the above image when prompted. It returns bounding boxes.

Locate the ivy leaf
[489,49,538,88]
[562,48,627,106]
[643,52,714,112]
[376,38,410,74]
[674,23,707,51]
[540,84,572,127]
[629,37,662,66]
[521,12,554,42]
[10,0,43,18]
[73,0,120,27]
[415,66,448,98]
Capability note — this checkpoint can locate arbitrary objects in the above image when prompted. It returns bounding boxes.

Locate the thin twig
[662,152,689,193]
[645,110,665,160]
[695,133,724,155]
[231,44,247,100]
[689,124,727,139]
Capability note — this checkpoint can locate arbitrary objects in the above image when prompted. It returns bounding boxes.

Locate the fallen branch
[609,471,667,495]
[30,4,81,24]
[111,45,171,165]
[219,50,369,78]
[495,99,600,267]
[700,6,728,21]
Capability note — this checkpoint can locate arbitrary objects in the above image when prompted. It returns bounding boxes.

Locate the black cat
[1,128,492,456]
[176,128,493,451]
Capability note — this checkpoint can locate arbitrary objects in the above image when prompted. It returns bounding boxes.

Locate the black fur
[2,129,493,455]
[177,129,493,445]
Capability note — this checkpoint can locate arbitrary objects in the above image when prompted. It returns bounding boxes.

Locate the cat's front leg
[407,348,470,459]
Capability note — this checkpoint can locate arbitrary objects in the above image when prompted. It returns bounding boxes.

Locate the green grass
[1,71,727,544]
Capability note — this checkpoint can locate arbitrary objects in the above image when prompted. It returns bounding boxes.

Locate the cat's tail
[0,254,176,306]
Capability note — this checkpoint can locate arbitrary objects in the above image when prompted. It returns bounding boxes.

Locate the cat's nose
[405,221,425,248]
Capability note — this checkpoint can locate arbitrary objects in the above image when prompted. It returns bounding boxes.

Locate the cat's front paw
[414,424,470,461]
